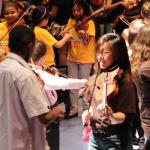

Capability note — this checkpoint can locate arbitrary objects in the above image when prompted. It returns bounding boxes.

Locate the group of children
[0,0,150,150]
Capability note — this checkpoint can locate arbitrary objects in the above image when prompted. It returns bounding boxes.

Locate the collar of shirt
[6,52,32,71]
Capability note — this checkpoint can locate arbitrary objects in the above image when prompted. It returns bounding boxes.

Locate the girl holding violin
[0,1,21,61]
[81,33,136,150]
[65,0,96,118]
[31,6,70,69]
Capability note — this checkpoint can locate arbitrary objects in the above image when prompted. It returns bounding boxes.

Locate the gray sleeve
[17,73,49,118]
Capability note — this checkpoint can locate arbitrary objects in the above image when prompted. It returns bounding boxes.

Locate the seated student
[81,33,136,150]
[30,41,87,150]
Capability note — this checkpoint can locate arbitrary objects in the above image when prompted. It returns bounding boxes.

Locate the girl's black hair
[71,0,90,19]
[96,33,131,72]
[32,6,49,26]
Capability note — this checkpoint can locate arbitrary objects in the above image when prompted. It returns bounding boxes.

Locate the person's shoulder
[34,26,53,38]
[139,60,150,77]
[0,21,7,28]
[12,62,33,78]
[67,18,76,24]
[120,71,135,90]
[34,26,48,33]
[0,59,33,81]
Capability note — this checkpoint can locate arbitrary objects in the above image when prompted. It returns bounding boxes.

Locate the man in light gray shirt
[0,25,63,150]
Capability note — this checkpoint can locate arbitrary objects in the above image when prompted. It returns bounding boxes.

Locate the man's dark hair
[9,25,35,61]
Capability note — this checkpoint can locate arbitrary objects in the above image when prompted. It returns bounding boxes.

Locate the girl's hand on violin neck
[121,0,137,9]
[82,110,91,125]
[63,32,71,40]
[97,104,113,117]
[60,30,70,38]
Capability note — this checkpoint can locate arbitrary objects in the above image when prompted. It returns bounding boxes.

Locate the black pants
[46,119,59,150]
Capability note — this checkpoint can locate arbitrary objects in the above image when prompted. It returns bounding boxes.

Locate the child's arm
[54,32,70,48]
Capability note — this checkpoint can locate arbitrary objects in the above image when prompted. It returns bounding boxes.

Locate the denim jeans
[144,136,150,150]
[88,131,133,150]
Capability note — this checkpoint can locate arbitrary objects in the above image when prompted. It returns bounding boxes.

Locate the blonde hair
[131,24,150,61]
[141,1,150,19]
[130,24,150,78]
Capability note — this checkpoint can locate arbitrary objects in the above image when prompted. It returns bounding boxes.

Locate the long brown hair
[96,33,131,72]
[131,24,150,62]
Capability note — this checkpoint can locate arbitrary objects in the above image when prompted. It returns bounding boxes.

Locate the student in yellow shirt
[65,0,96,119]
[0,1,20,61]
[32,6,70,69]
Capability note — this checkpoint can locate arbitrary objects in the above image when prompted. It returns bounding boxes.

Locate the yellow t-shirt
[34,26,57,68]
[66,18,96,63]
[0,22,9,62]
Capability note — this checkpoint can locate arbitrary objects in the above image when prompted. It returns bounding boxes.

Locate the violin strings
[120,18,130,26]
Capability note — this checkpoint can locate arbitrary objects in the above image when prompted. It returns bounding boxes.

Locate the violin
[64,1,139,34]
[45,67,69,78]
[94,67,123,125]
[112,0,140,28]
[95,67,122,101]
[75,16,89,32]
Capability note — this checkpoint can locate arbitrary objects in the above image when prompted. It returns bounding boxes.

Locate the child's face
[72,4,84,20]
[97,42,115,70]
[4,6,19,25]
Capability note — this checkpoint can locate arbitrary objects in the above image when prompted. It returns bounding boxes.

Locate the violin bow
[64,4,112,33]
[120,17,130,26]
[65,1,134,33]
[0,6,32,42]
